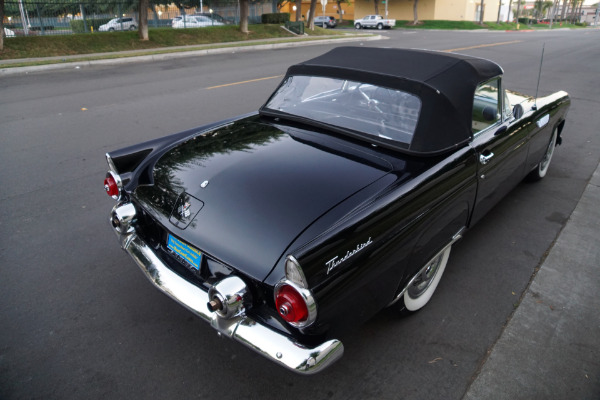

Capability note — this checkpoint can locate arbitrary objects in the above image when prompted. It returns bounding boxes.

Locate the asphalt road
[1,28,599,399]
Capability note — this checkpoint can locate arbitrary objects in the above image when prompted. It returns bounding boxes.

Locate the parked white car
[99,17,137,32]
[354,15,395,29]
[3,27,16,37]
[172,15,224,28]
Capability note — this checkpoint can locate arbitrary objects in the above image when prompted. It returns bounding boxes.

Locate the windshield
[264,75,421,146]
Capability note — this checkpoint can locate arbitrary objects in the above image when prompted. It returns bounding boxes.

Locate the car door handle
[479,152,494,165]
[495,125,508,136]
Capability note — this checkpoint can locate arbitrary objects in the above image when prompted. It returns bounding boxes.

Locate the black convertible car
[104,47,570,374]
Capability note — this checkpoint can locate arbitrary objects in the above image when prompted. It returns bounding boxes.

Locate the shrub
[517,17,536,24]
[70,18,112,33]
[261,13,290,24]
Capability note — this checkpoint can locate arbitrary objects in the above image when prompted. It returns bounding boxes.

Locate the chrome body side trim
[536,114,550,128]
[114,228,344,374]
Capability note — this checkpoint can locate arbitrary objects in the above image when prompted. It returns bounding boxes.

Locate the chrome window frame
[472,77,503,137]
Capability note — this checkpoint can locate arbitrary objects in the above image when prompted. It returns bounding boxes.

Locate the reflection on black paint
[135,120,284,219]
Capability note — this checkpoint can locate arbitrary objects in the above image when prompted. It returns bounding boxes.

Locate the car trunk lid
[133,117,392,281]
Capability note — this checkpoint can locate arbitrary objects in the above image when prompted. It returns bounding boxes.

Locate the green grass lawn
[0,24,337,60]
[394,20,585,30]
[1,19,587,62]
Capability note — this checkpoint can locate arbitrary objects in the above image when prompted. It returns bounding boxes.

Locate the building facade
[283,0,510,23]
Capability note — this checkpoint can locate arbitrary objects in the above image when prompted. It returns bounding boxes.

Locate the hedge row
[261,13,290,24]
[70,18,112,33]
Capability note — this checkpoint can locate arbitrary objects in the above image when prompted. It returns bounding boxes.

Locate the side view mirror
[482,106,497,122]
[512,104,524,119]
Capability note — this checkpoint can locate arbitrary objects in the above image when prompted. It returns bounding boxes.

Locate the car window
[472,79,500,134]
[264,75,422,145]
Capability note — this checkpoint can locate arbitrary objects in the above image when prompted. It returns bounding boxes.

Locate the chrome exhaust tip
[207,276,252,319]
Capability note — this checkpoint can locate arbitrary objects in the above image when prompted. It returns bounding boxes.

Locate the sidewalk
[463,163,600,399]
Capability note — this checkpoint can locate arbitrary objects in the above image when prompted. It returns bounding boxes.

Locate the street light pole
[18,0,29,36]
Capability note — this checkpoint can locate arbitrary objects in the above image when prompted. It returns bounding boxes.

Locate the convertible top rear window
[264,76,422,146]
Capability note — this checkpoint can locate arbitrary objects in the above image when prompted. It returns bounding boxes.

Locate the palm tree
[413,0,420,24]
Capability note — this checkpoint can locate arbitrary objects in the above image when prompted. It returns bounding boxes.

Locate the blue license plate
[167,234,202,271]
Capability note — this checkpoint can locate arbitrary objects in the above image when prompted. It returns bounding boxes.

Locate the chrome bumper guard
[117,232,344,374]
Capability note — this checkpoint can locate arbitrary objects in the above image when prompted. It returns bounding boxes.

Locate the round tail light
[104,171,122,200]
[275,282,316,327]
[276,284,308,324]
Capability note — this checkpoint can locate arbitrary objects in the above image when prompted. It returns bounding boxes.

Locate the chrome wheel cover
[539,129,557,176]
[407,252,444,299]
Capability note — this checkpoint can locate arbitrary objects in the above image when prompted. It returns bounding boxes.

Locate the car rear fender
[273,146,478,334]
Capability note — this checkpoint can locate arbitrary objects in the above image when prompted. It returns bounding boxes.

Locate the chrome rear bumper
[117,231,344,374]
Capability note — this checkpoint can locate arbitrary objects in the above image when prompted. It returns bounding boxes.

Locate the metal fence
[3,0,275,36]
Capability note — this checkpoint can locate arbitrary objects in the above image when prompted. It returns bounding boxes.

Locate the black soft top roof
[281,47,503,155]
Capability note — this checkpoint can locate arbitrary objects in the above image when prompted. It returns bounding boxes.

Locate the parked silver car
[172,15,225,28]
[99,17,137,32]
[314,16,337,28]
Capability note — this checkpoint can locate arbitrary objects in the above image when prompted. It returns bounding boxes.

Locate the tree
[497,0,502,23]
[574,0,584,22]
[306,0,317,29]
[277,0,302,20]
[515,0,522,26]
[565,0,581,22]
[560,0,568,19]
[373,0,379,15]
[139,0,149,39]
[506,0,513,21]
[548,0,558,26]
[1,0,4,52]
[479,0,485,23]
[335,0,350,20]
[534,0,553,18]
[413,0,420,24]
[240,0,249,32]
